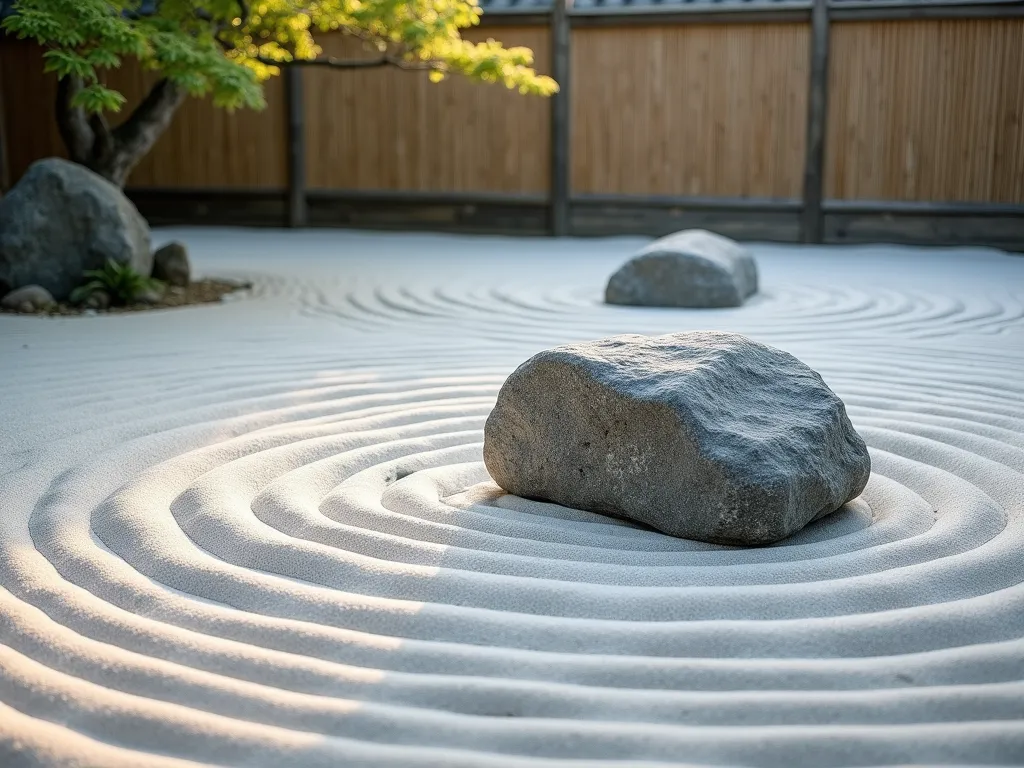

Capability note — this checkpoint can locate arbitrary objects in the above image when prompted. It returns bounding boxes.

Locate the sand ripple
[1,232,1023,767]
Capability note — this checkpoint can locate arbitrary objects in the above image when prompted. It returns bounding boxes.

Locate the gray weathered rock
[83,289,111,310]
[484,331,870,546]
[0,158,151,300]
[605,229,758,308]
[1,284,55,313]
[152,241,191,287]
[136,284,166,305]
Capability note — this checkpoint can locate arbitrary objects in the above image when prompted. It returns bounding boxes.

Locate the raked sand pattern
[1,229,1023,767]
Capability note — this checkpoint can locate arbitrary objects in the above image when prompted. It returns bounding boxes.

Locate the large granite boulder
[0,158,151,300]
[606,229,758,308]
[484,331,870,546]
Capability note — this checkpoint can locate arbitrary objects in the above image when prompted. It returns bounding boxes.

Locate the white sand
[1,229,1023,767]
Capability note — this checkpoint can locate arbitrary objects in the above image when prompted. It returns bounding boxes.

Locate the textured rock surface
[606,229,758,308]
[152,241,191,287]
[0,158,151,300]
[1,284,55,313]
[484,331,870,545]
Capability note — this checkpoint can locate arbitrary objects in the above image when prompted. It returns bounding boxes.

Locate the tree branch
[112,78,186,156]
[268,55,438,71]
[55,75,95,163]
[88,111,114,161]
[92,77,187,186]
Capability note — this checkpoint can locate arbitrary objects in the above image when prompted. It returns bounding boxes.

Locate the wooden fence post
[801,0,830,243]
[0,52,8,194]
[286,65,308,228]
[550,0,571,236]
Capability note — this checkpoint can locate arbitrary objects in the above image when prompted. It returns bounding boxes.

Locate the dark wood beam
[0,49,9,194]
[830,2,1024,22]
[825,210,1024,252]
[121,187,1024,250]
[125,187,1024,219]
[285,66,307,228]
[801,0,830,243]
[549,0,572,237]
[306,189,547,205]
[824,198,1024,216]
[573,193,802,212]
[567,1,813,16]
[550,0,572,236]
[479,2,1024,25]
[570,9,811,26]
[478,12,551,26]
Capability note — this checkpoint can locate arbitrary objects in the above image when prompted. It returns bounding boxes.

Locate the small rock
[484,331,871,546]
[136,284,166,305]
[606,229,758,308]
[2,284,55,312]
[152,241,190,287]
[83,289,111,310]
[83,309,97,317]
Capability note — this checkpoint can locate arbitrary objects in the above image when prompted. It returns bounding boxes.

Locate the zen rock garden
[0,158,244,314]
[4,0,1017,763]
[2,161,869,546]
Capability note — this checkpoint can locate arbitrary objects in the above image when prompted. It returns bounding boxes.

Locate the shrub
[70,259,164,305]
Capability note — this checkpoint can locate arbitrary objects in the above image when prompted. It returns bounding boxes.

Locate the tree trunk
[55,76,186,188]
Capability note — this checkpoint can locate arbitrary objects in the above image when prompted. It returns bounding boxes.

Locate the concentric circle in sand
[1,232,1022,766]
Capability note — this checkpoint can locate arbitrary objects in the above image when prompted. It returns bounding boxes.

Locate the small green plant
[70,259,164,305]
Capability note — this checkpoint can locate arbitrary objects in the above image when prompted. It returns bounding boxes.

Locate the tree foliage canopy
[4,0,559,116]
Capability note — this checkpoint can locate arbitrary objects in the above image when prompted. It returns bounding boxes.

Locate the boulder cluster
[0,158,190,312]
